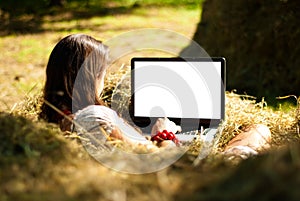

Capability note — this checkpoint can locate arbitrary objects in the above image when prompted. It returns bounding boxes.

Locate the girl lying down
[39,34,271,156]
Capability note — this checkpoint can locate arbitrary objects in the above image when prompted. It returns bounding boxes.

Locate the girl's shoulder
[74,105,118,123]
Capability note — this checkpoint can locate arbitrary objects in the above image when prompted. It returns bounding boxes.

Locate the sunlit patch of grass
[42,6,200,40]
[0,5,200,111]
[273,95,298,113]
[0,34,49,111]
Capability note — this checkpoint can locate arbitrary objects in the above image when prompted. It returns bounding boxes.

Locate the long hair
[39,34,109,123]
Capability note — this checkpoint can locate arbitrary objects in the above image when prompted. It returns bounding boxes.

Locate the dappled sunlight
[0,5,199,111]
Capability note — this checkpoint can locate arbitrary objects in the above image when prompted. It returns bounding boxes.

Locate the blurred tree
[0,0,48,15]
[182,0,300,103]
[49,0,66,7]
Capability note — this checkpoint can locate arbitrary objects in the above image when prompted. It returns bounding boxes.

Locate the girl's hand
[151,117,182,136]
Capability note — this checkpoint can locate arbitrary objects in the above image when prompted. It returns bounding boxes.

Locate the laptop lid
[130,57,226,132]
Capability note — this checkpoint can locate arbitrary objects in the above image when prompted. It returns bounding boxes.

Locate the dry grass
[103,68,300,151]
[220,92,299,149]
[1,67,300,201]
[13,67,300,150]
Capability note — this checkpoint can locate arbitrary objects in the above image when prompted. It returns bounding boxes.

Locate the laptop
[130,57,226,143]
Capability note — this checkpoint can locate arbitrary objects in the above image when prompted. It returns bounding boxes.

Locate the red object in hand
[151,130,179,145]
[62,109,72,116]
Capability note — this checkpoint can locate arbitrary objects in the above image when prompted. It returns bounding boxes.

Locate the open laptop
[130,57,226,143]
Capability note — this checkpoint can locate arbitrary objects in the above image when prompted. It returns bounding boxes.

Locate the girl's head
[40,34,109,123]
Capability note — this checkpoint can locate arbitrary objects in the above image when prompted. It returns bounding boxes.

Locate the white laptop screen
[131,57,225,129]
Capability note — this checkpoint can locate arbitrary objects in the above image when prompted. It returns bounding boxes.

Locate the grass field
[0,2,200,111]
[1,1,300,201]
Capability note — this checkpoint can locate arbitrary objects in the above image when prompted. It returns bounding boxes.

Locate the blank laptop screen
[131,57,225,128]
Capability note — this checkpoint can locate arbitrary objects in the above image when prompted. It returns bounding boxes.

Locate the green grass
[67,0,203,9]
[0,4,200,111]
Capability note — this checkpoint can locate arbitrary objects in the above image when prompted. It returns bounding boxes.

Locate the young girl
[39,34,181,147]
[40,33,271,156]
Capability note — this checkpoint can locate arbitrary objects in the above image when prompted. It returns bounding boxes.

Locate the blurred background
[0,0,299,109]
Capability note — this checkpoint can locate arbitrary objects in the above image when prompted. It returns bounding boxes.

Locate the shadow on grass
[0,16,44,36]
[0,112,67,165]
[0,4,137,36]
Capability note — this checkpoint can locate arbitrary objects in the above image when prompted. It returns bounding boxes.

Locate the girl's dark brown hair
[39,34,109,123]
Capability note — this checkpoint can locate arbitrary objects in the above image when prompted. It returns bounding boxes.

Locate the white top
[72,105,149,144]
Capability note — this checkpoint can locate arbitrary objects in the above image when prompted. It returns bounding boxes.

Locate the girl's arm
[72,105,181,147]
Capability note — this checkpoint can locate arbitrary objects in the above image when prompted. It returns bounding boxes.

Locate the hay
[99,68,300,155]
[3,67,300,201]
[11,67,300,156]
[101,65,130,107]
[219,92,299,150]
[10,91,43,121]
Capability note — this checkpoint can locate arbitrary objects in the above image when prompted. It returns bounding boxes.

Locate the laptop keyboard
[175,130,200,142]
[175,128,218,143]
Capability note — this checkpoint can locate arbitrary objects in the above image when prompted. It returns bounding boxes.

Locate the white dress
[72,105,149,145]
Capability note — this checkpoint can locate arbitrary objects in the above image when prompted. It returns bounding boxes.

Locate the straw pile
[2,68,300,201]
[12,67,300,155]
